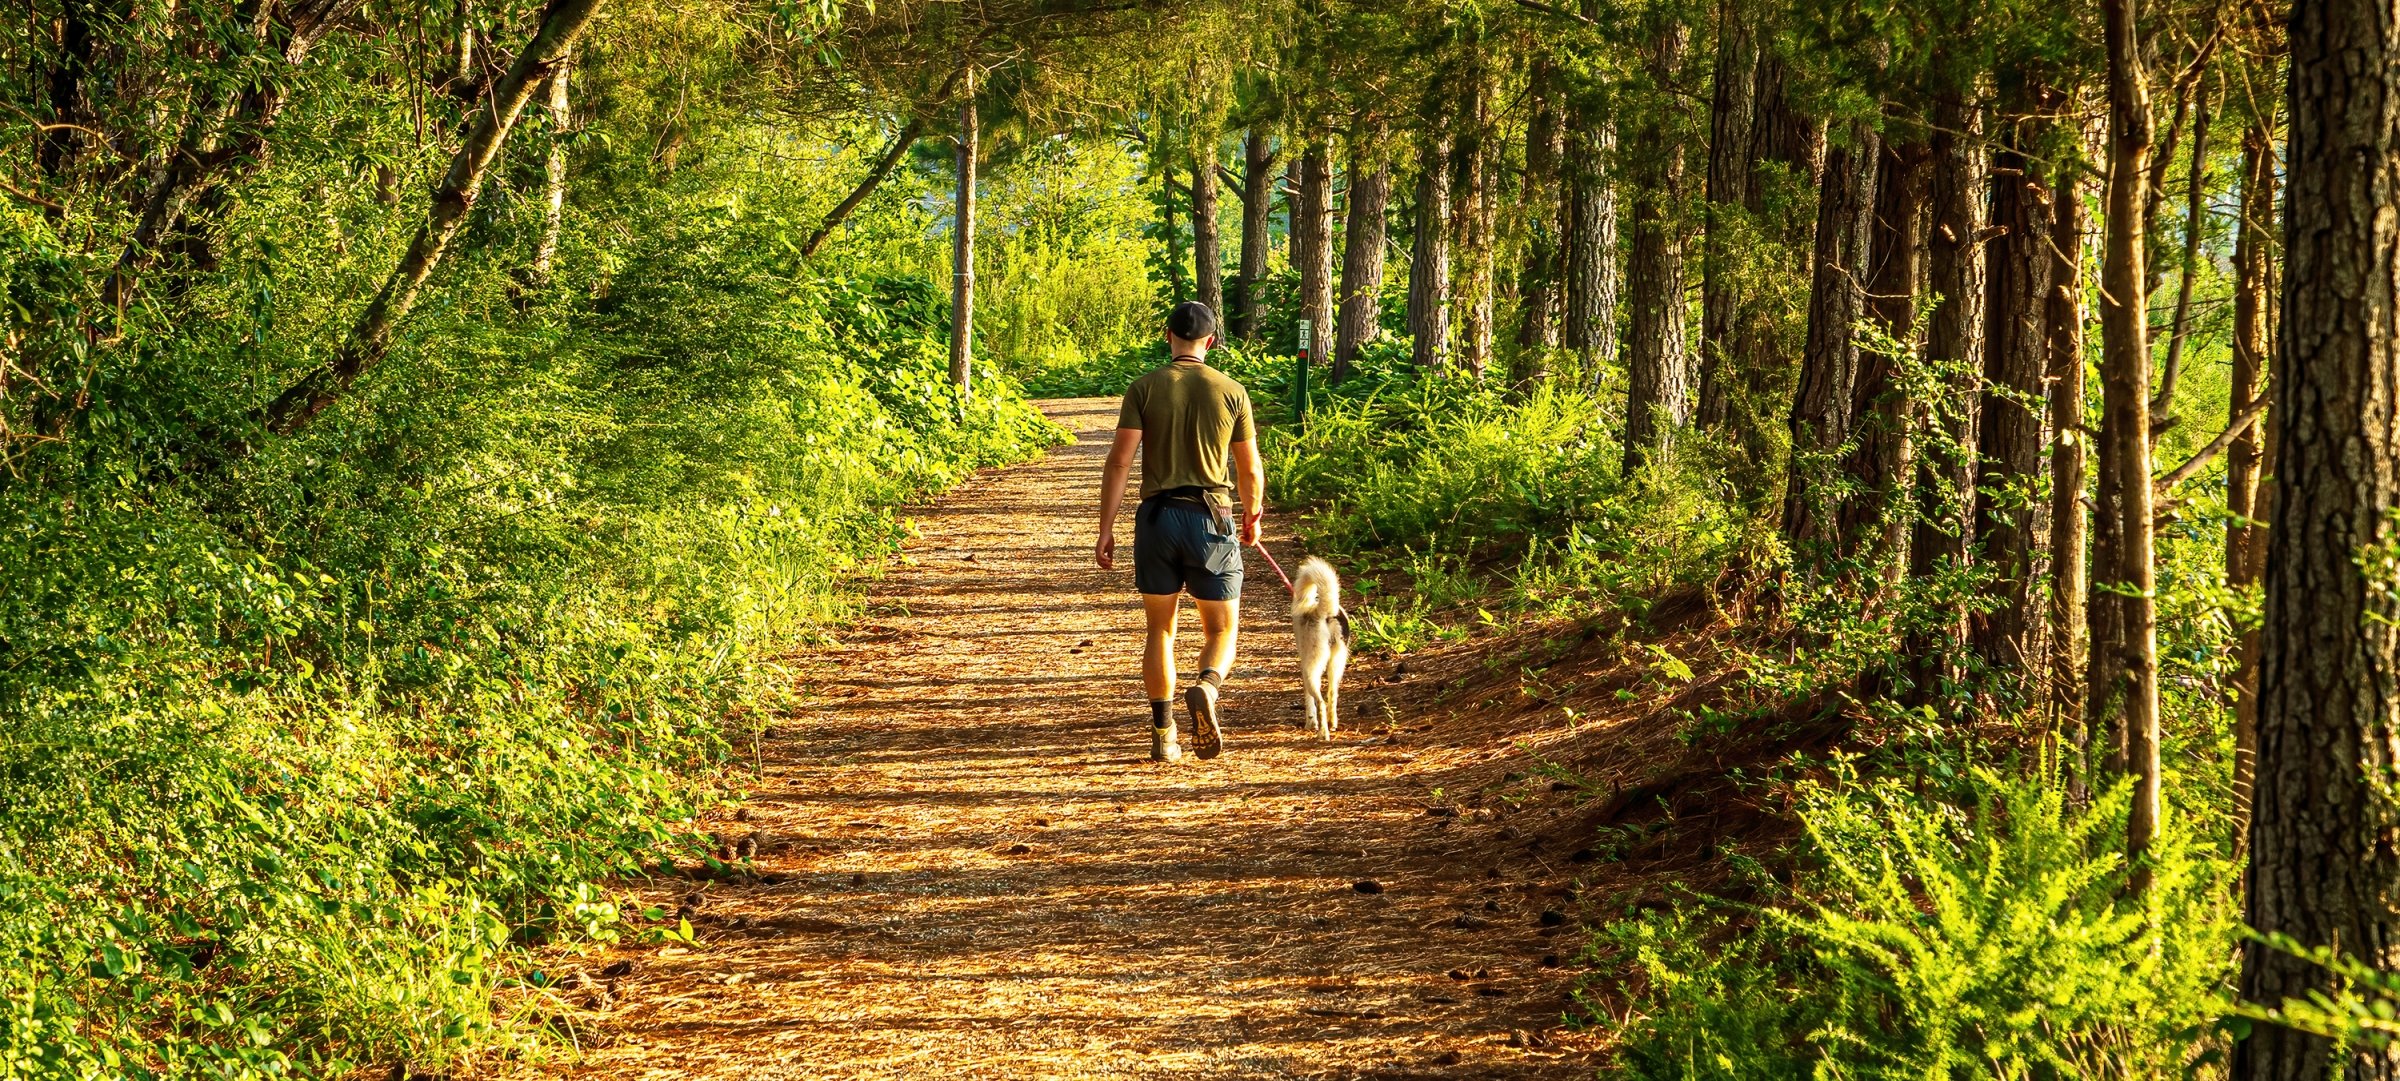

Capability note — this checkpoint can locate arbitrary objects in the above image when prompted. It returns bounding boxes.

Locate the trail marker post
[1292,318,1312,426]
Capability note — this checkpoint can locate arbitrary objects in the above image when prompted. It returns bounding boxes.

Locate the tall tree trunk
[2226,107,2277,852]
[1335,130,1392,383]
[1697,0,1758,428]
[1408,130,1455,371]
[1622,23,1693,477]
[1723,56,1826,498]
[1235,130,1276,341]
[1515,63,1567,374]
[2047,161,2093,755]
[950,79,979,399]
[258,0,605,436]
[1157,170,1190,303]
[1297,138,1336,366]
[2237,0,2400,1064]
[527,55,572,287]
[2154,86,2212,420]
[39,0,96,181]
[1837,139,1928,567]
[1971,83,2060,681]
[1780,122,1878,554]
[1454,72,1498,378]
[2090,0,2161,897]
[1907,94,1986,702]
[802,117,924,259]
[1561,117,1620,377]
[1193,137,1225,326]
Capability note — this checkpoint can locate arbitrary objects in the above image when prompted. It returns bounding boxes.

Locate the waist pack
[1140,485,1235,537]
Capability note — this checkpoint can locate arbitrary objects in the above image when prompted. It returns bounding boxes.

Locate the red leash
[1252,540,1294,593]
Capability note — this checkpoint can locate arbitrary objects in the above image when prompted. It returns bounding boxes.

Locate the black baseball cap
[1167,301,1218,342]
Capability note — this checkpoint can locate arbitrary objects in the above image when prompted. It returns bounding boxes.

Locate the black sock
[1198,670,1223,690]
[1151,700,1170,728]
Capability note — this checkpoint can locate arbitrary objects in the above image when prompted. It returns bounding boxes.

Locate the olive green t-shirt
[1117,360,1255,500]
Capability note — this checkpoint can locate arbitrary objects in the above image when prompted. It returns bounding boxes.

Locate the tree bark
[802,116,923,259]
[1453,72,1497,378]
[1780,122,1878,554]
[1837,139,1928,567]
[1335,130,1391,383]
[527,55,573,287]
[1561,117,1620,377]
[39,0,97,181]
[1235,130,1277,341]
[1696,0,1758,427]
[258,0,605,436]
[1193,136,1226,327]
[2090,0,2161,898]
[2226,107,2277,852]
[1721,56,1825,496]
[1297,138,1336,367]
[2047,160,2093,752]
[1623,23,1692,476]
[2154,87,2212,420]
[1408,130,1454,372]
[2237,0,2400,1061]
[1971,83,2060,680]
[1515,63,1567,373]
[950,79,979,399]
[1907,94,1986,701]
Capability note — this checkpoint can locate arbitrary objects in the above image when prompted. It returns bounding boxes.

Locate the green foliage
[1603,766,2239,1079]
[1265,364,1746,642]
[0,63,1062,1081]
[970,137,1171,375]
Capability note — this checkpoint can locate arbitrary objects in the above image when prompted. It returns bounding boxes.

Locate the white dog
[1291,557,1353,738]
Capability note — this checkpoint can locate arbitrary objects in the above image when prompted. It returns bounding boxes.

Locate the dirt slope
[516,398,1605,1080]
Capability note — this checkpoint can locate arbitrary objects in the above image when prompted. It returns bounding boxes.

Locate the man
[1095,301,1265,763]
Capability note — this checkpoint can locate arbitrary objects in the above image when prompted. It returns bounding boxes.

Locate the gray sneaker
[1152,714,1182,763]
[1186,682,1223,760]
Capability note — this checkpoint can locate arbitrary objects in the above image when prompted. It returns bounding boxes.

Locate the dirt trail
[537,399,1599,1080]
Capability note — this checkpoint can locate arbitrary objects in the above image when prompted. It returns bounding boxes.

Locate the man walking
[1095,301,1264,762]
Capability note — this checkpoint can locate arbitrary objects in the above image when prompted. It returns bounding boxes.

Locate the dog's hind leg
[1297,640,1326,736]
[1325,638,1348,737]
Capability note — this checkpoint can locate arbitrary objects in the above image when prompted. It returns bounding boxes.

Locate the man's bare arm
[1232,438,1265,546]
[1096,428,1141,568]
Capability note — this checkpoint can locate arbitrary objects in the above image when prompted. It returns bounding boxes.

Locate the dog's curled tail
[1292,556,1342,619]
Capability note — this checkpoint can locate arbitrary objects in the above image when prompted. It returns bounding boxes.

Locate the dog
[1291,557,1354,739]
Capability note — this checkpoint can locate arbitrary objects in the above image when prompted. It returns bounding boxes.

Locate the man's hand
[1239,511,1262,547]
[1095,530,1117,569]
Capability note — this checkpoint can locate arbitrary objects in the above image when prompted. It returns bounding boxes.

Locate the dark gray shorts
[1133,499,1244,601]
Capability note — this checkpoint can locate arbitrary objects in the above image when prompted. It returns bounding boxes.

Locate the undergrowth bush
[1263,366,1747,651]
[1601,765,2239,1079]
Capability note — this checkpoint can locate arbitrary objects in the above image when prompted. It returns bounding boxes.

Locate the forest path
[536,399,1595,1080]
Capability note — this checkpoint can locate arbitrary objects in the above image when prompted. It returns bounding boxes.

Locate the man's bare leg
[1142,593,1181,760]
[1194,597,1239,682]
[1185,596,1239,759]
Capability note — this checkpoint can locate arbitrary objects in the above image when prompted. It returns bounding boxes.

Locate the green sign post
[1292,318,1311,427]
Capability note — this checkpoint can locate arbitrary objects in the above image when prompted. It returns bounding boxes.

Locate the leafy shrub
[1601,765,2238,1079]
[1265,369,1745,637]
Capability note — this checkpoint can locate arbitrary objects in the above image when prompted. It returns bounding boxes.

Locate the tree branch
[800,114,926,258]
[2155,394,2269,492]
[257,0,606,437]
[1510,0,1596,24]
